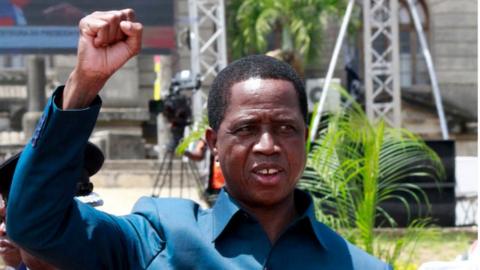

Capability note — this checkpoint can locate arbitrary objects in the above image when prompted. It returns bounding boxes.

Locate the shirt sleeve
[6,86,162,270]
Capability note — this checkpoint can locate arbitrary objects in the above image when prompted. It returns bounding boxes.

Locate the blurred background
[0,0,477,268]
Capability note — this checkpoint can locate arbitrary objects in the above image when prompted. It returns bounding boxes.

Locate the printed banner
[0,0,175,53]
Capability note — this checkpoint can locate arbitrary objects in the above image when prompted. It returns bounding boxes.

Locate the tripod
[151,90,205,199]
[151,149,205,199]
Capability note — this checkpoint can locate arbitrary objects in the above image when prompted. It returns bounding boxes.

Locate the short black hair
[208,55,307,131]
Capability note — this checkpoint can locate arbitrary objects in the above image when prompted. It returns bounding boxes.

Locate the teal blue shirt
[8,87,391,269]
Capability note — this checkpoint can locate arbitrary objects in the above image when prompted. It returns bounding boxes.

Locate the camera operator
[162,93,192,152]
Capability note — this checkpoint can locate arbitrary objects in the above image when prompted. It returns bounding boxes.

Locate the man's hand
[63,9,143,109]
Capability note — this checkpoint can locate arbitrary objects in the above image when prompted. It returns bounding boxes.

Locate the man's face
[20,250,57,270]
[0,196,57,270]
[207,78,307,208]
[0,197,22,268]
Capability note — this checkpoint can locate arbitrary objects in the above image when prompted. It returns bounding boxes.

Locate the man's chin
[225,185,295,209]
[246,191,294,209]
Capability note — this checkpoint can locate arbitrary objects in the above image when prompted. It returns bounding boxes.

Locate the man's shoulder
[128,196,210,228]
[309,220,391,270]
[346,241,392,270]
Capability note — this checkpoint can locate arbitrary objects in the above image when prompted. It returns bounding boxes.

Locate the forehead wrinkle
[227,108,301,125]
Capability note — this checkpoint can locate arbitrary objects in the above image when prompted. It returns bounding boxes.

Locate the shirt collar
[211,188,329,250]
[211,188,241,242]
[294,189,330,251]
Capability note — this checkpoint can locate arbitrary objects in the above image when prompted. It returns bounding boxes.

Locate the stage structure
[363,0,401,128]
[310,0,448,143]
[188,0,228,84]
[187,0,228,121]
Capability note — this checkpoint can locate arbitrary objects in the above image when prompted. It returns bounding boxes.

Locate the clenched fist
[63,9,143,109]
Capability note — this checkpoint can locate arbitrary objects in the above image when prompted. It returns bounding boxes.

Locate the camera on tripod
[149,70,202,152]
[150,71,204,198]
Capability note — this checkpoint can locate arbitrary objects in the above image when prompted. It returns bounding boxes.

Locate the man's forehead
[223,79,303,121]
[229,78,296,98]
[226,110,304,126]
[231,77,293,88]
[240,77,263,89]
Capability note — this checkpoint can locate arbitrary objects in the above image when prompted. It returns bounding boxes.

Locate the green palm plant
[227,0,347,71]
[175,113,209,156]
[299,92,445,265]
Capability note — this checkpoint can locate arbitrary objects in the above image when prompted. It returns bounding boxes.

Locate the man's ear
[205,127,218,156]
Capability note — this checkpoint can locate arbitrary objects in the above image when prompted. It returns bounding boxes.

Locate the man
[0,143,104,270]
[1,195,57,270]
[7,9,391,269]
[184,138,225,200]
[0,197,23,270]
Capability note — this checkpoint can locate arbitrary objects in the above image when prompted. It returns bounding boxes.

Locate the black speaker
[149,99,164,115]
[378,140,456,227]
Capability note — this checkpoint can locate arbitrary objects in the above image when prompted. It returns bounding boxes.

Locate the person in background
[0,196,23,270]
[0,203,56,270]
[184,138,225,198]
[0,143,104,270]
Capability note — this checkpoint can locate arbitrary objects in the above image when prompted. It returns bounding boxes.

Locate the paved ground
[91,159,210,215]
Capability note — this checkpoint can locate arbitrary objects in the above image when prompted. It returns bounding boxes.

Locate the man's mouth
[252,165,284,185]
[257,168,280,175]
[0,239,17,253]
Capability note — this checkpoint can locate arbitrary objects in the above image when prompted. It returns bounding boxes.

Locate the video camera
[169,70,202,95]
[162,70,201,126]
[149,70,202,152]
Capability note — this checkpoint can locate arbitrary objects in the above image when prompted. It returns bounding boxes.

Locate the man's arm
[8,89,163,270]
[5,10,159,270]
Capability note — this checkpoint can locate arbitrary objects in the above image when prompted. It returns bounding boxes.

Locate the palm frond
[227,0,346,67]
[300,86,445,263]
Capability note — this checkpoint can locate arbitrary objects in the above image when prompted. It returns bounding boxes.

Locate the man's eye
[235,126,251,133]
[278,125,295,133]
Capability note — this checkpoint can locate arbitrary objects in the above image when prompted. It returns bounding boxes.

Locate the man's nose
[253,131,279,155]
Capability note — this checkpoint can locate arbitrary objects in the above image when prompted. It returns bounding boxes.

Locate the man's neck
[243,193,298,244]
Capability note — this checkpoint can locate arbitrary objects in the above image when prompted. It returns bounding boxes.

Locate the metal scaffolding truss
[188,0,228,84]
[311,0,447,140]
[363,0,401,127]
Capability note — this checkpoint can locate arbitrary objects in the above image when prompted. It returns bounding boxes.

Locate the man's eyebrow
[272,115,301,122]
